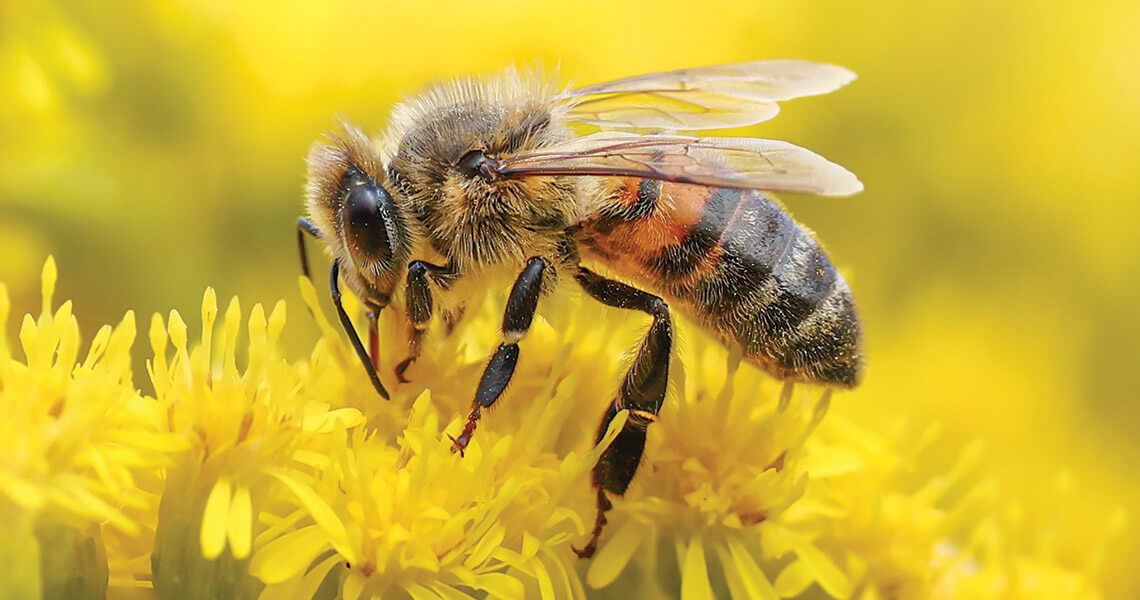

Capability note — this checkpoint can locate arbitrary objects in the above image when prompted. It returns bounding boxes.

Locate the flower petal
[249,525,330,584]
[586,519,647,589]
[723,537,778,600]
[531,556,555,600]
[474,572,524,600]
[464,523,506,570]
[774,559,814,597]
[768,523,850,599]
[430,582,478,600]
[201,477,231,559]
[799,445,864,478]
[267,468,355,563]
[342,571,366,600]
[227,484,253,559]
[681,536,714,600]
[407,582,443,600]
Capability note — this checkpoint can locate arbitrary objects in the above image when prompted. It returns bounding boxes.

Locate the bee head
[304,123,412,304]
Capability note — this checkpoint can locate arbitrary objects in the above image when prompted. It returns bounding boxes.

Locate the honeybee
[297,60,863,557]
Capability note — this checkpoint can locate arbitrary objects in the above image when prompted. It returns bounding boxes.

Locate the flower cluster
[0,259,1118,599]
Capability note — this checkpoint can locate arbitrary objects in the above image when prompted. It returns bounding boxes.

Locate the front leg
[395,260,455,382]
[450,256,549,455]
[296,217,322,279]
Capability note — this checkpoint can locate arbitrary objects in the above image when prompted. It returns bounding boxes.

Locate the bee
[296,60,863,557]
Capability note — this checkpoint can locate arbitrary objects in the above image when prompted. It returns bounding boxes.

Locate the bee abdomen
[578,181,862,387]
[680,189,862,387]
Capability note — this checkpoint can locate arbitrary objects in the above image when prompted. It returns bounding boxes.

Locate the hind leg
[572,267,672,558]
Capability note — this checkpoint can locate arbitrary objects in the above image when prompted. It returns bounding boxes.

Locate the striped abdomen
[576,178,862,387]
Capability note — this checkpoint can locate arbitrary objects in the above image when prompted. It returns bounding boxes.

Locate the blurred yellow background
[1,0,1136,596]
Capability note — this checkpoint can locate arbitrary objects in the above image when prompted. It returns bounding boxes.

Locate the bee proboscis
[297,60,863,557]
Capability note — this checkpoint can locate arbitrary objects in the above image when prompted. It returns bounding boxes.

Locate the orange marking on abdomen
[581,180,734,285]
[661,182,714,228]
[617,178,641,209]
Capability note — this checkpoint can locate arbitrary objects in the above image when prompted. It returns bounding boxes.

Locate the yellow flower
[0,258,182,598]
[0,258,1120,599]
[247,277,626,600]
[146,284,367,599]
[582,357,845,599]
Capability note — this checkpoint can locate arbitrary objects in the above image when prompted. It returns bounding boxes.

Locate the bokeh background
[1,0,1136,596]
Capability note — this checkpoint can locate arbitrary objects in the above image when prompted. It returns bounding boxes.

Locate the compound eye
[340,172,393,261]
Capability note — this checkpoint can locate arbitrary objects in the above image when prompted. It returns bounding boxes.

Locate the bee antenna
[330,261,390,399]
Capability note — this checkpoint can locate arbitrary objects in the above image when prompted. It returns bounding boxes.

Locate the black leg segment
[501,257,546,338]
[395,260,454,382]
[450,257,548,455]
[330,261,389,400]
[405,261,436,327]
[475,342,520,406]
[573,267,673,558]
[297,217,322,279]
[367,311,380,370]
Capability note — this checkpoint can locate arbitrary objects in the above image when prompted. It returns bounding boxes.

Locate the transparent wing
[560,60,856,130]
[497,132,863,196]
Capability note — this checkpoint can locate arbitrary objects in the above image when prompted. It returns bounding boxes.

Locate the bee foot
[395,357,416,383]
[573,489,613,559]
[447,433,468,457]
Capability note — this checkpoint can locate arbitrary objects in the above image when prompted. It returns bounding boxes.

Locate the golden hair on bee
[304,122,415,305]
[304,121,377,238]
[379,66,570,159]
[380,67,581,274]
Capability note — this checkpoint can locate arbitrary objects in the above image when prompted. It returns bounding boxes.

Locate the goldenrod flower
[245,278,627,600]
[147,285,366,599]
[582,349,844,599]
[0,259,1118,599]
[0,258,182,598]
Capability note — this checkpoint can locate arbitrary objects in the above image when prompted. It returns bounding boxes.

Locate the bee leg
[396,260,435,383]
[393,334,423,383]
[395,260,455,383]
[367,311,380,370]
[442,305,467,335]
[330,260,389,400]
[574,488,613,560]
[450,256,548,455]
[296,217,322,279]
[572,267,672,559]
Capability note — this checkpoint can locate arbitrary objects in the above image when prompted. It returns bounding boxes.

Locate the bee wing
[560,60,856,130]
[497,133,863,196]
